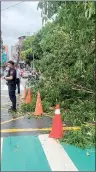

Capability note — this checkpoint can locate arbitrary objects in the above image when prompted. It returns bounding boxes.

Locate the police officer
[3,60,17,112]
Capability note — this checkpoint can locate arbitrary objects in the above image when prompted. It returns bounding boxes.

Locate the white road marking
[39,134,78,171]
[1,137,3,159]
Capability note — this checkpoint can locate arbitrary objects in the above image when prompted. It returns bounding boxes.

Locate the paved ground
[1,78,95,171]
[1,78,52,137]
[1,134,95,171]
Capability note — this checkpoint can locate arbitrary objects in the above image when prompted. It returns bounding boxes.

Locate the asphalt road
[1,78,52,137]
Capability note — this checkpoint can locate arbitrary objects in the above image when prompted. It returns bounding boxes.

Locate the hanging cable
[1,1,25,12]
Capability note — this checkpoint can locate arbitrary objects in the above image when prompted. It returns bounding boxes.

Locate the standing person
[3,60,16,112]
[16,65,21,94]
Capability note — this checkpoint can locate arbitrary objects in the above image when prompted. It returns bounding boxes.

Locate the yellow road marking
[1,114,52,125]
[1,113,52,125]
[1,95,8,97]
[1,104,8,106]
[1,105,11,107]
[1,107,8,110]
[1,101,9,104]
[1,127,80,133]
[1,116,25,125]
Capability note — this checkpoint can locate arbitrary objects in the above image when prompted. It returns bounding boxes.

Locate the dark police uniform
[6,68,16,110]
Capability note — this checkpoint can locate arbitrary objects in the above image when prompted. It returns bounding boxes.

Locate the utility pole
[17,44,20,65]
[33,52,34,75]
[31,32,34,75]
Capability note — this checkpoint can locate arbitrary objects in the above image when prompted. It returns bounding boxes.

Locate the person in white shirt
[16,65,21,94]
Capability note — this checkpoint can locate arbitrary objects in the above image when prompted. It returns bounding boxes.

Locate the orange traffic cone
[21,85,26,99]
[34,91,43,116]
[49,104,63,139]
[26,89,32,104]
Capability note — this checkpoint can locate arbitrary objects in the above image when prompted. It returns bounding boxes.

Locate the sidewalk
[1,78,53,137]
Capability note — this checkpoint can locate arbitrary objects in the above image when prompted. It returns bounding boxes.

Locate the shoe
[12,109,17,112]
[8,107,16,112]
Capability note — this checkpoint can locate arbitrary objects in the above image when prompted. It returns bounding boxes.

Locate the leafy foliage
[22,36,34,51]
[61,125,95,149]
[21,1,95,148]
[37,1,65,24]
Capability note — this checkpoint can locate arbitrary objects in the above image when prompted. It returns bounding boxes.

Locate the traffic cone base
[49,115,63,139]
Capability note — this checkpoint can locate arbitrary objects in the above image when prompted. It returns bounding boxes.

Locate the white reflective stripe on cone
[55,109,60,115]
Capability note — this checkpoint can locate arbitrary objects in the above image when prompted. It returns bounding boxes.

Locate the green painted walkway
[1,135,51,171]
[62,143,95,171]
[1,135,95,171]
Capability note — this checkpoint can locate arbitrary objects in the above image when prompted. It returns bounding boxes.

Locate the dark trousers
[8,90,16,110]
[16,78,20,94]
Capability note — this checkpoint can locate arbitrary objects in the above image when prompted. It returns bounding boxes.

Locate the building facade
[11,44,18,62]
[1,31,4,54]
[1,31,9,66]
[18,36,26,60]
[11,36,26,63]
[18,36,26,47]
[4,45,9,61]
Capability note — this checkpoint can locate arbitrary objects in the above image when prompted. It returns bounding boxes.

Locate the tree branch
[72,87,94,94]
[70,81,93,92]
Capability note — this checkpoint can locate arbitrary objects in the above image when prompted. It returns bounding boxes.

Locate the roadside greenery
[61,125,95,149]
[21,1,95,149]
